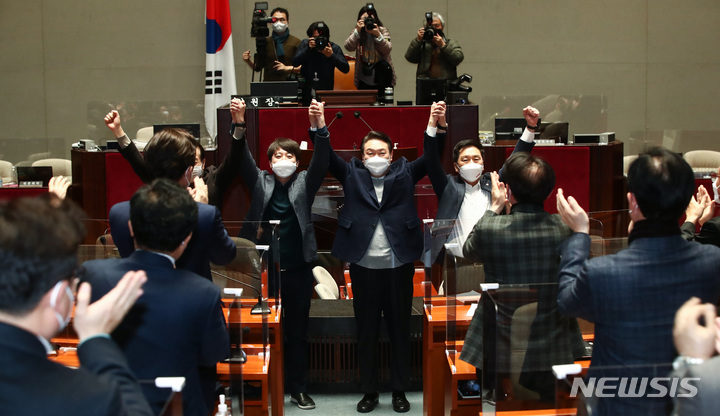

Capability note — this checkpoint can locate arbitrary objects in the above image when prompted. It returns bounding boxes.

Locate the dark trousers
[350,262,414,393]
[280,264,314,394]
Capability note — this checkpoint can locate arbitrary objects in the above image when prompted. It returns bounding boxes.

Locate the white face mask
[50,280,74,332]
[191,165,204,180]
[458,162,484,183]
[364,156,390,176]
[272,21,288,33]
[272,160,297,178]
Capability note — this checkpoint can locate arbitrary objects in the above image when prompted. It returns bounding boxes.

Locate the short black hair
[361,131,392,154]
[270,7,289,20]
[143,128,196,181]
[306,21,330,40]
[266,138,300,160]
[452,139,484,164]
[130,179,198,252]
[627,146,694,222]
[0,195,86,315]
[502,152,556,205]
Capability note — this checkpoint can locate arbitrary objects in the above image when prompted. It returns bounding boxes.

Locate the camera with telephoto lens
[250,2,273,38]
[422,12,436,42]
[364,3,376,30]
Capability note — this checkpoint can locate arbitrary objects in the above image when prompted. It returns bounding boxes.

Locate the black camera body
[422,11,435,42]
[364,16,376,31]
[250,2,273,38]
[314,36,329,50]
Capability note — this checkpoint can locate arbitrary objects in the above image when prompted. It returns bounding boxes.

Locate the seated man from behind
[108,126,236,280]
[459,152,585,403]
[556,146,720,415]
[0,195,151,416]
[84,179,230,415]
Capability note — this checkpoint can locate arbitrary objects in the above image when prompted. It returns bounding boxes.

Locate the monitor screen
[16,166,53,187]
[415,78,446,105]
[494,117,527,141]
[539,122,569,144]
[153,123,201,139]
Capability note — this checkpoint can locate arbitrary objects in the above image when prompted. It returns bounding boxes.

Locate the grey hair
[432,12,445,29]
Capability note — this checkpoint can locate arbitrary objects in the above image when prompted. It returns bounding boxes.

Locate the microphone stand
[211,270,272,315]
[354,110,375,132]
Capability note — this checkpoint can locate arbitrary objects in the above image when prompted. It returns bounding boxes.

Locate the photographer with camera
[343,4,396,96]
[242,7,301,81]
[404,12,464,81]
[293,21,350,105]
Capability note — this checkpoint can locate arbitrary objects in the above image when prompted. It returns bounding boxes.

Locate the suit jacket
[558,232,720,415]
[118,132,245,209]
[425,131,535,263]
[84,250,230,416]
[404,37,464,80]
[458,204,585,390]
[681,217,720,248]
[236,126,329,263]
[672,356,720,416]
[110,200,236,280]
[319,131,428,265]
[0,322,153,416]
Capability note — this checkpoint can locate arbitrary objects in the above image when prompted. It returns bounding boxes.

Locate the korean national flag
[205,0,237,140]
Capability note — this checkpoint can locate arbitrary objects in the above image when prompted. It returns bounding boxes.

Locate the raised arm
[104,110,152,183]
[230,98,260,191]
[424,101,450,197]
[305,100,330,197]
[212,98,247,205]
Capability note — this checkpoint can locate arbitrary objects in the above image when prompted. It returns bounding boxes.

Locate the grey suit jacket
[236,126,329,263]
[558,232,720,415]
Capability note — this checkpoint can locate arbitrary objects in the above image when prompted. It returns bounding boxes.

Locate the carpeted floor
[282,391,423,416]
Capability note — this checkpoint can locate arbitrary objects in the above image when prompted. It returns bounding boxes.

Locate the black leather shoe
[357,392,379,413]
[291,393,316,410]
[392,391,410,413]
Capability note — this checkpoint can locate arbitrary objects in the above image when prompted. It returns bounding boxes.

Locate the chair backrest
[510,302,541,401]
[312,266,339,299]
[31,158,72,177]
[0,160,12,179]
[683,150,720,171]
[135,126,154,151]
[623,155,638,177]
[333,55,357,90]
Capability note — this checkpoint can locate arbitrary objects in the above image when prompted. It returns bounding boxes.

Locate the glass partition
[421,219,455,308]
[480,282,584,415]
[553,362,677,415]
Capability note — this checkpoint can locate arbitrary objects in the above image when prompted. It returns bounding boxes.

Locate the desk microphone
[211,270,271,315]
[353,110,375,132]
[327,111,344,129]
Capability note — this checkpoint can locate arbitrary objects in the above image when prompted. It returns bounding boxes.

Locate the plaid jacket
[458,204,585,378]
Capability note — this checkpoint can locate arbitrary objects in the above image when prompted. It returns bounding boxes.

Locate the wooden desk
[0,186,48,200]
[423,301,473,416]
[217,350,270,416]
[222,299,284,416]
